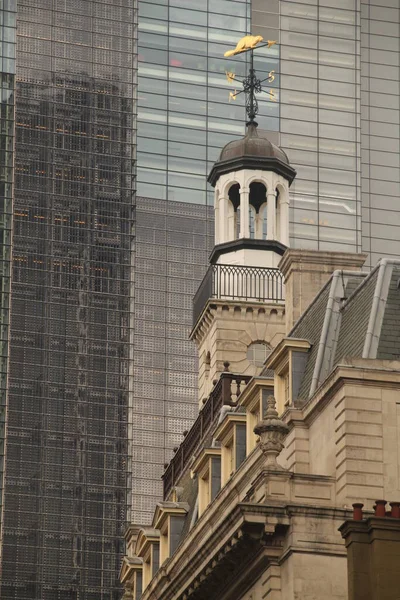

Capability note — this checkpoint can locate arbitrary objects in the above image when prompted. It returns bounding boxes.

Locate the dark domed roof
[208,123,296,187]
[219,123,290,165]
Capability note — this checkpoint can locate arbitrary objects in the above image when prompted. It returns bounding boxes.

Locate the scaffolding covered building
[1,2,136,599]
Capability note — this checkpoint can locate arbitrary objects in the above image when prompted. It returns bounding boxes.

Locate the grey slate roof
[377,264,400,360]
[291,281,332,402]
[334,269,378,365]
[289,259,400,401]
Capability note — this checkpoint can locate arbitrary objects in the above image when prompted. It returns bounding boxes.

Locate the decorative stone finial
[171,486,183,502]
[253,396,289,469]
[122,583,133,600]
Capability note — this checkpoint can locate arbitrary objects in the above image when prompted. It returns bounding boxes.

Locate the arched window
[246,342,271,367]
[228,183,240,240]
[249,182,267,240]
[235,205,240,239]
[204,351,211,378]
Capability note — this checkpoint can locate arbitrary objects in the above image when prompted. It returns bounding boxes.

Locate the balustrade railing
[193,263,284,326]
[162,369,251,499]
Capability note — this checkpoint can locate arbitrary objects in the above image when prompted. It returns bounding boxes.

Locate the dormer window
[143,553,152,592]
[265,338,311,413]
[214,413,247,486]
[160,522,169,566]
[191,448,221,517]
[237,378,274,454]
[119,556,143,600]
[153,502,189,565]
[283,370,290,405]
[135,529,160,591]
[225,433,234,479]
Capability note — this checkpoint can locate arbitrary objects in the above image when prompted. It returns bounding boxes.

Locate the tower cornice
[208,155,297,187]
[209,238,287,264]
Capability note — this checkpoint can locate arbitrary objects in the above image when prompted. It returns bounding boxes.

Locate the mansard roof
[273,259,400,403]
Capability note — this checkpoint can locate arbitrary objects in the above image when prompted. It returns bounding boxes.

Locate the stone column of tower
[190,123,297,405]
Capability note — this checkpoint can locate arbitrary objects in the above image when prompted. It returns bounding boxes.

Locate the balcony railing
[193,263,284,326]
[162,369,251,500]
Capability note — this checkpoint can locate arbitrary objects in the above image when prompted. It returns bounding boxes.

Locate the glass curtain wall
[0,0,16,552]
[253,0,400,265]
[134,0,281,525]
[264,0,361,254]
[137,0,279,205]
[360,0,400,267]
[1,1,136,599]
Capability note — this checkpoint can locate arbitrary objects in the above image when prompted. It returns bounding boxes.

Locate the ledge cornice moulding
[190,299,285,342]
[279,248,367,278]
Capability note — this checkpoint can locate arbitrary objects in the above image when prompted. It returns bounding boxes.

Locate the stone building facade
[120,122,400,599]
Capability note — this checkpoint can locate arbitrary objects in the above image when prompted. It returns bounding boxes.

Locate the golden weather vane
[223,35,278,125]
[224,35,276,57]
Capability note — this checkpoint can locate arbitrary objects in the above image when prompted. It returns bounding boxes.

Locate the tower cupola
[208,122,296,268]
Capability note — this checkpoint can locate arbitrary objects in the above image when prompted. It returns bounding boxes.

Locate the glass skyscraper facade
[1,1,136,599]
[252,0,400,267]
[136,0,280,204]
[359,0,400,267]
[259,0,361,254]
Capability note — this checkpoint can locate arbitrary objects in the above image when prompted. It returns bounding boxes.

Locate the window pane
[170,7,207,26]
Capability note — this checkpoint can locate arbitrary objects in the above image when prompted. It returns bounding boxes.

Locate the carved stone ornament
[253,395,289,469]
[122,583,133,600]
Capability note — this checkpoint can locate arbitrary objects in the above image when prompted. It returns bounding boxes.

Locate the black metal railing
[193,263,284,326]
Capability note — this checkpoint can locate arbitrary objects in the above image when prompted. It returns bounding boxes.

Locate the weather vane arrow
[223,35,277,125]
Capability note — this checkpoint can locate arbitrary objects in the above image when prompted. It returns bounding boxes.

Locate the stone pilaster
[281,409,310,474]
[334,383,384,506]
[263,561,282,599]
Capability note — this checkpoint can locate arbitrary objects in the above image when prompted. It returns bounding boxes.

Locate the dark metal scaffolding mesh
[0,0,17,555]
[1,2,136,599]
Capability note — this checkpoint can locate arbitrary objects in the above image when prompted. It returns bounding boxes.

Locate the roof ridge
[339,264,379,311]
[309,271,351,397]
[362,260,397,359]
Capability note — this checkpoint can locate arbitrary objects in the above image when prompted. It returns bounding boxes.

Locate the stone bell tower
[190,122,297,405]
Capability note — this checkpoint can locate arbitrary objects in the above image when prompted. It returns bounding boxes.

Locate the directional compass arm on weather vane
[223,35,277,126]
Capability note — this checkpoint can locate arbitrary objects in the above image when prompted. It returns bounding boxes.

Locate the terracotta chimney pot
[352,503,364,521]
[375,500,387,517]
